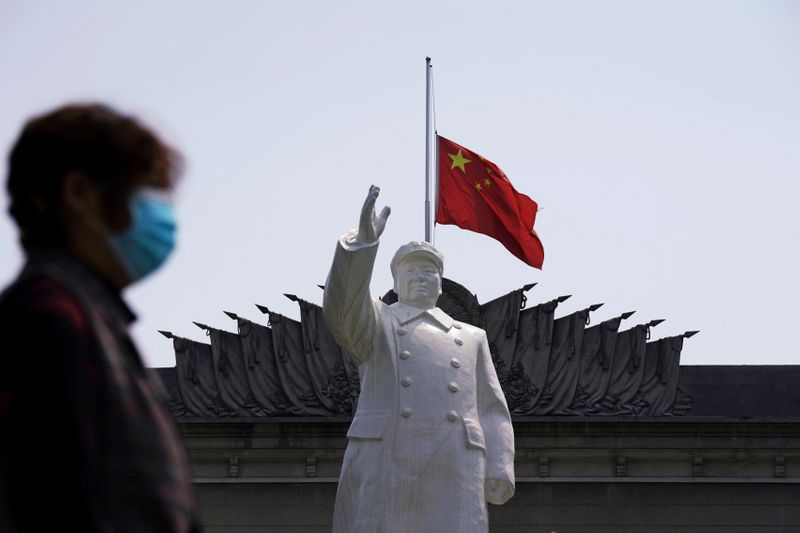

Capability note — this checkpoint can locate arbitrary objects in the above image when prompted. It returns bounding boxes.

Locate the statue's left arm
[476,330,515,504]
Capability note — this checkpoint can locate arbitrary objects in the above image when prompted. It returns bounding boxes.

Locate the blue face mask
[110,188,177,281]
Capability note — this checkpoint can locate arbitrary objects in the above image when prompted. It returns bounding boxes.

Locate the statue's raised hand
[357,185,391,244]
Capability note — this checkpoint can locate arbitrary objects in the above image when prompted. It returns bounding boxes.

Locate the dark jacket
[0,250,200,532]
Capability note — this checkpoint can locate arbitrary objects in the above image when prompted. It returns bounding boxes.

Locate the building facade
[157,280,800,532]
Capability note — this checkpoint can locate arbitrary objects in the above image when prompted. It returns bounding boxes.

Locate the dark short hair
[6,103,181,249]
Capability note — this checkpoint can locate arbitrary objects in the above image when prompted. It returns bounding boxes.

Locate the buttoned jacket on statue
[323,231,515,533]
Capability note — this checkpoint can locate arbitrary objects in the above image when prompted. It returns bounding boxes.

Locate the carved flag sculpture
[436,135,545,269]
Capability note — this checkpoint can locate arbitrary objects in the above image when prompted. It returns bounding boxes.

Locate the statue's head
[390,241,444,309]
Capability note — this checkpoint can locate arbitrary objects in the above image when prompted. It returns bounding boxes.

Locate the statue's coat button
[397,328,407,335]
[400,350,411,360]
[453,323,462,330]
[447,411,458,422]
[448,382,459,393]
[401,377,412,387]
[454,338,463,346]
[450,358,461,368]
[401,407,412,418]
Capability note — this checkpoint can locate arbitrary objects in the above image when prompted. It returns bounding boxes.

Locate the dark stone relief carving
[509,300,558,414]
[567,317,623,414]
[237,317,292,415]
[480,288,525,385]
[173,336,235,417]
[166,278,692,418]
[532,309,589,415]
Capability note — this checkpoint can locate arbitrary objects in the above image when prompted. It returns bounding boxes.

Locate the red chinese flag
[436,135,544,269]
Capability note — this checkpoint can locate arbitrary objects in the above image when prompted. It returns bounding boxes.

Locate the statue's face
[394,256,442,309]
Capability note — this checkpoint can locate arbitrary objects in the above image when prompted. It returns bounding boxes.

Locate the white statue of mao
[323,185,515,533]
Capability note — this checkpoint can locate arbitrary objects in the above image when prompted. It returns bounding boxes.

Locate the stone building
[156,280,800,532]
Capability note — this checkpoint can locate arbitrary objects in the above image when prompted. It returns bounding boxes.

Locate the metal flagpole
[425,57,433,243]
[432,100,438,247]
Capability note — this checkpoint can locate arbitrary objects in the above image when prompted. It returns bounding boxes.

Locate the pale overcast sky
[1,1,798,368]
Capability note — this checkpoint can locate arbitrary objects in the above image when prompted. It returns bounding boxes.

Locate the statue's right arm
[322,186,390,364]
[322,232,379,364]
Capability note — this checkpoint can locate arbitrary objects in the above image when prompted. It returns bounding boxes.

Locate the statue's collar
[389,302,453,331]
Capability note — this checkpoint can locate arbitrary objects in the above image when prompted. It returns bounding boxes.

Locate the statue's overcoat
[323,232,515,533]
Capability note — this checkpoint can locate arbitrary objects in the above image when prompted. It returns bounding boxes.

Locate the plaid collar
[22,247,137,325]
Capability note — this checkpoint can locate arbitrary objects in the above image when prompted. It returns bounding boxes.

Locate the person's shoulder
[0,273,89,334]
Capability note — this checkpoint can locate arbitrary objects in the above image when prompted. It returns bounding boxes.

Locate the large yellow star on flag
[448,149,472,173]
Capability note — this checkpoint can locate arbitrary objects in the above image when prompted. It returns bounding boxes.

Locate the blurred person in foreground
[0,104,200,531]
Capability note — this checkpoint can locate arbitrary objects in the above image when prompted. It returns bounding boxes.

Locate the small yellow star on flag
[474,182,482,191]
[448,149,471,173]
[484,178,492,186]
